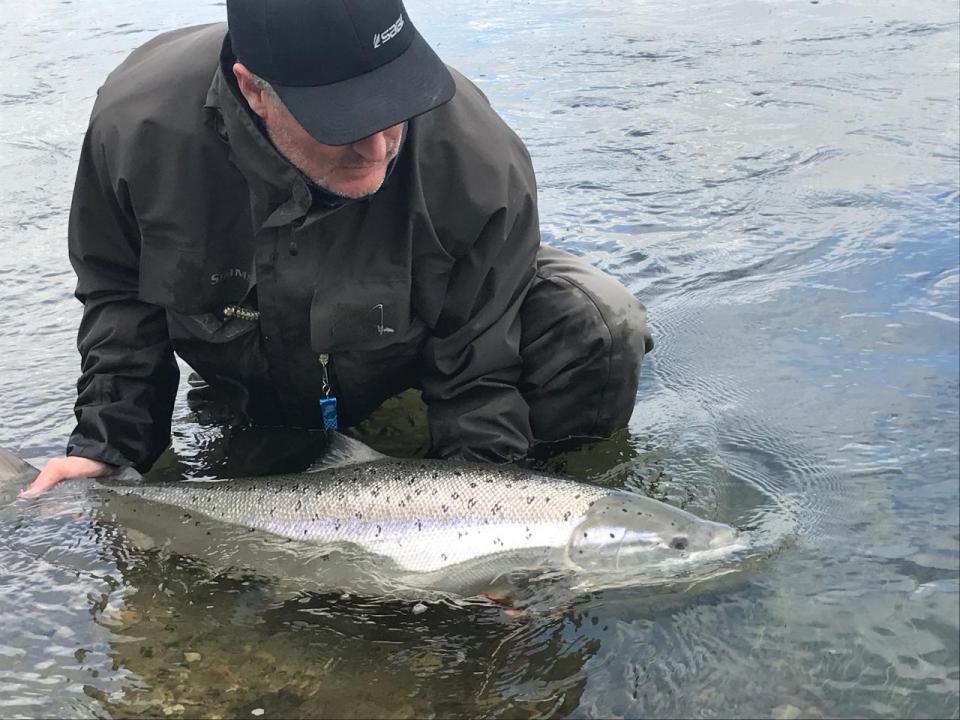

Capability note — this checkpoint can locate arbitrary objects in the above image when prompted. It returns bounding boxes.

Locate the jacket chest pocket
[138,232,255,316]
[309,275,412,353]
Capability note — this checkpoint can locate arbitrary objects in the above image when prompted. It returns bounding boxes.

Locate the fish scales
[107,459,609,573]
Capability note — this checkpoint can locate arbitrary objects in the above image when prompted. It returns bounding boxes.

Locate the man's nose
[351,131,389,162]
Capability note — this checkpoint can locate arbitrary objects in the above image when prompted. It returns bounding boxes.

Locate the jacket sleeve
[419,164,539,463]
[65,123,179,472]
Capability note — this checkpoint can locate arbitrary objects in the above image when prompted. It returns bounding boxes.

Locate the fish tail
[0,448,41,486]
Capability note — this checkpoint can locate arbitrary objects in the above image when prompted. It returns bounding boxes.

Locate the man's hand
[19,456,112,498]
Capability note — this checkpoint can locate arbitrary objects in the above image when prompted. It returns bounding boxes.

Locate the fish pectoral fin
[475,592,527,621]
[304,431,389,473]
[476,590,515,607]
[121,528,158,551]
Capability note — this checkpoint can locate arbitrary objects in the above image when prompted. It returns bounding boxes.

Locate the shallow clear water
[0,0,957,717]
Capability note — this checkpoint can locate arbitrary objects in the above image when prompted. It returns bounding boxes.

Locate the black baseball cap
[227,0,456,145]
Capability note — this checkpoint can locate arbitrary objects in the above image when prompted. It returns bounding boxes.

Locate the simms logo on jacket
[373,14,404,49]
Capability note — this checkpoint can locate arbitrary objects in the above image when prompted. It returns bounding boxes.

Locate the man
[23,0,653,497]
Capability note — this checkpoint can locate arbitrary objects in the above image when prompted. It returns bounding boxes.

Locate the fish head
[566,493,741,573]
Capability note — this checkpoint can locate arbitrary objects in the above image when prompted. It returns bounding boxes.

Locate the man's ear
[233,62,270,119]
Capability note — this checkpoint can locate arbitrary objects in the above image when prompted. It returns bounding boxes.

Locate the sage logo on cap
[374,14,405,49]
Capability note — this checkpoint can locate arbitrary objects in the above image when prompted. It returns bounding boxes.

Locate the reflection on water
[1,0,958,717]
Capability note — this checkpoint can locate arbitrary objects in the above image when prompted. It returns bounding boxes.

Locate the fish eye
[670,536,688,551]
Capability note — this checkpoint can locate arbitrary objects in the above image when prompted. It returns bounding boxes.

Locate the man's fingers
[19,469,64,498]
[18,457,111,498]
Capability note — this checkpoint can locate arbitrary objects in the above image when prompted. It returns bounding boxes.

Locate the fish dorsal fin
[0,448,40,485]
[305,432,389,473]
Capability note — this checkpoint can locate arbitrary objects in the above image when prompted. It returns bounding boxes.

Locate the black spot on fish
[376,525,382,537]
[454,471,462,477]
[563,511,571,521]
[583,532,588,538]
[441,553,447,561]
[451,492,459,500]
[416,520,422,531]
[295,499,302,511]
[470,482,477,488]
[622,508,628,513]
[432,472,438,479]
[527,496,535,504]
[609,533,615,539]
[355,511,362,519]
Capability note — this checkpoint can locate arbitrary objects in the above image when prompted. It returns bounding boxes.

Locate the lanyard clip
[318,354,338,430]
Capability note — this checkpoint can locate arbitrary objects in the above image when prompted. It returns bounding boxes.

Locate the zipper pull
[318,353,338,430]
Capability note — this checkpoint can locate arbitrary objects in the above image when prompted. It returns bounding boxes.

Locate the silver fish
[0,435,740,597]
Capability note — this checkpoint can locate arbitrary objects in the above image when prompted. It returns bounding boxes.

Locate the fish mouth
[709,526,740,549]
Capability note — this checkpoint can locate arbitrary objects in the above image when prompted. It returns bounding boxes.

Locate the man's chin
[317,174,385,201]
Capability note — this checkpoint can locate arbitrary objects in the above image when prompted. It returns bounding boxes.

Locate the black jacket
[66,24,541,471]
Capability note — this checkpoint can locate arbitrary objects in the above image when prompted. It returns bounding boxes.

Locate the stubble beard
[266,123,401,200]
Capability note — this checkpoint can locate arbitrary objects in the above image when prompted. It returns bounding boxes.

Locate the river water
[0,0,958,717]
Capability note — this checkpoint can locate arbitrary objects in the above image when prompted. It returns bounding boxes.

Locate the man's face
[234,63,403,199]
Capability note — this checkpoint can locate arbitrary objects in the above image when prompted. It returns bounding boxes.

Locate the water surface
[0,0,957,717]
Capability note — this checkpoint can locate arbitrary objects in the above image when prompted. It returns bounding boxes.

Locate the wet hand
[19,456,111,498]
